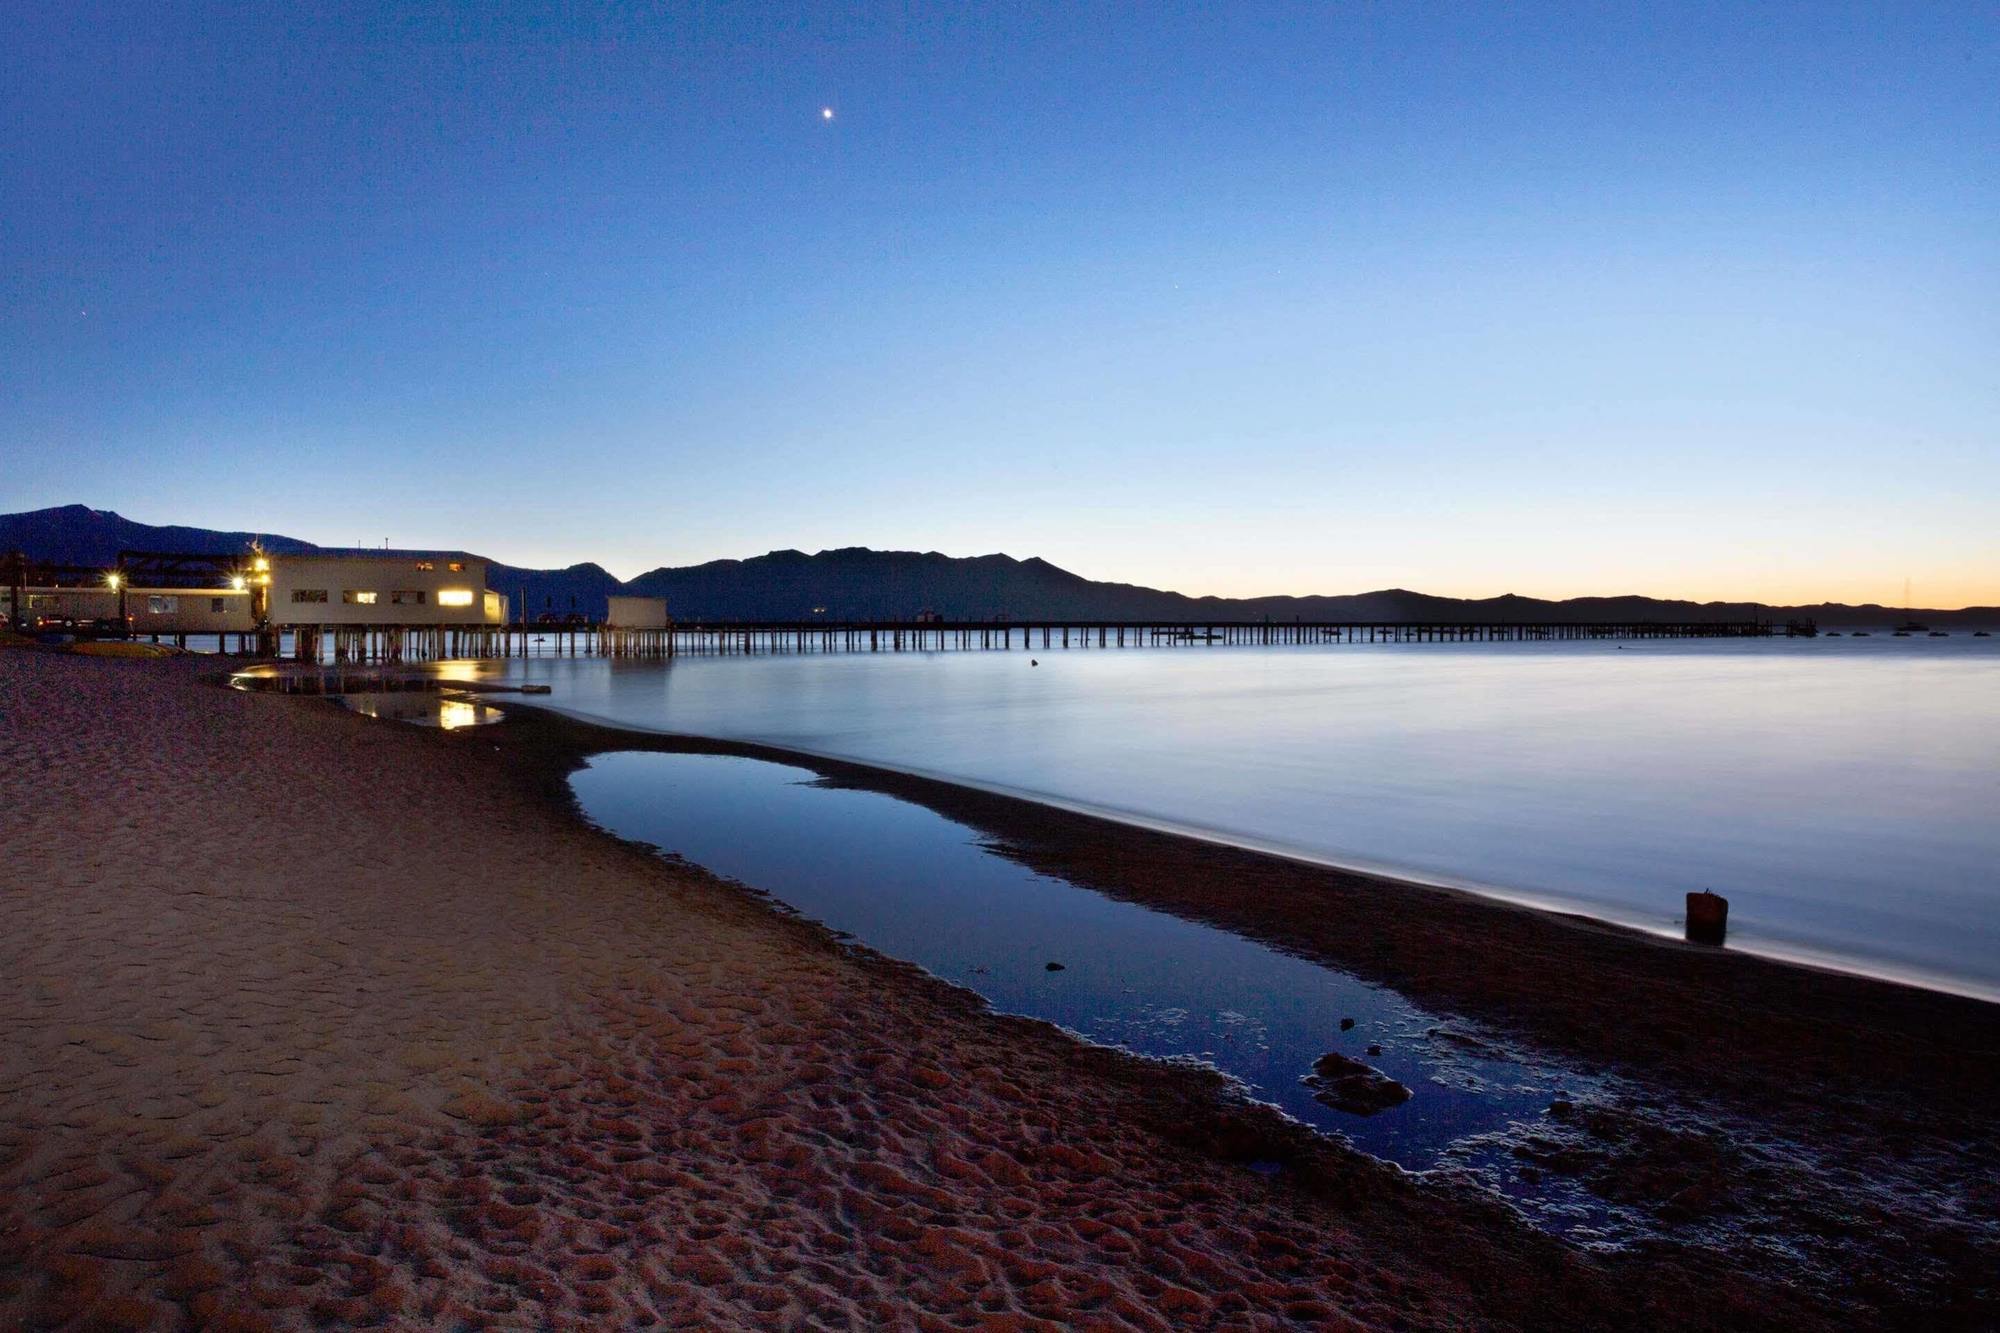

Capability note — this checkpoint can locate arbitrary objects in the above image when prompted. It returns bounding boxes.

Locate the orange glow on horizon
[1163,573,2000,612]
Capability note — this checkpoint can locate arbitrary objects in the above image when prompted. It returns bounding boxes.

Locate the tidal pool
[572,749,1634,1238]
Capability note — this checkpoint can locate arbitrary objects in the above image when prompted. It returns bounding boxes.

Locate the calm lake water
[496,638,2000,998]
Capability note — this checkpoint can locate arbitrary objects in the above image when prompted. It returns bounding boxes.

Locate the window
[291,589,328,604]
[29,595,57,609]
[210,598,226,613]
[414,560,435,572]
[147,596,178,614]
[437,588,474,607]
[391,590,426,605]
[342,590,379,605]
[447,561,466,572]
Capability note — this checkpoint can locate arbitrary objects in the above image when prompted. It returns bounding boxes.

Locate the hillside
[0,504,323,563]
[4,505,1993,628]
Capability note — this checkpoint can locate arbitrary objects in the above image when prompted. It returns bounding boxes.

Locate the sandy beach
[2,651,1991,1329]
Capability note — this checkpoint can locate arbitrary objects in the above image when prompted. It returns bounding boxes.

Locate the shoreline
[4,650,1992,1327]
[526,697,2000,1006]
[488,694,2000,1318]
[496,699,2000,1103]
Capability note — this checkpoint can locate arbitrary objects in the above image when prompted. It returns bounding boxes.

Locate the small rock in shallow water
[1367,1044,1382,1056]
[1339,1017,1356,1031]
[1304,1051,1411,1116]
[1045,961,1065,971]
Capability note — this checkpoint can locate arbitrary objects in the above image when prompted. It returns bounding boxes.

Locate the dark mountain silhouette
[620,549,1997,628]
[494,561,625,622]
[5,504,1993,628]
[0,504,323,563]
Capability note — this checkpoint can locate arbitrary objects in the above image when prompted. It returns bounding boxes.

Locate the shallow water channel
[572,749,1632,1240]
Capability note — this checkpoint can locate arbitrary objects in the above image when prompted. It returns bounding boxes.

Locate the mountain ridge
[4,504,1993,628]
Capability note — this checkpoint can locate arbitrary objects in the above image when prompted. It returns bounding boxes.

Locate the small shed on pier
[605,596,669,629]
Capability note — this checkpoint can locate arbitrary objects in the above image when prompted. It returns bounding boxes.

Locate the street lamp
[105,570,127,635]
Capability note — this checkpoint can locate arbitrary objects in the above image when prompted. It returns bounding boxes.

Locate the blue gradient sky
[5,4,1995,604]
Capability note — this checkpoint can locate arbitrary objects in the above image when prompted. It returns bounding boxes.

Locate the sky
[4,3,1996,606]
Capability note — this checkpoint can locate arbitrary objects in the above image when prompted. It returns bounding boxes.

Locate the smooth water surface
[507,639,1998,996]
[574,750,1616,1234]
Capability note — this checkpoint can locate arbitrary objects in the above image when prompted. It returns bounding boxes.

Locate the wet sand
[0,651,1982,1329]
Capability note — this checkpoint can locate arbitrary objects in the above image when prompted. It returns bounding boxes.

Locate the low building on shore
[5,548,508,660]
[4,585,257,635]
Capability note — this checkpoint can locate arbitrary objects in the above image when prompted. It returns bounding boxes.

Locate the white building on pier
[265,550,507,627]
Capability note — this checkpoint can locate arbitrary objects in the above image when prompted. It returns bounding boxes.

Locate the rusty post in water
[1685,890,1729,945]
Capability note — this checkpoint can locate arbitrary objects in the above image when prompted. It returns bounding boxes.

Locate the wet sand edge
[480,696,2000,1143]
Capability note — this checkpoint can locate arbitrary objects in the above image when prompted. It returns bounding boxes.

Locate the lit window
[437,588,474,607]
[342,590,379,605]
[448,561,466,573]
[415,561,435,572]
[391,590,426,605]
[148,596,178,614]
[291,589,329,604]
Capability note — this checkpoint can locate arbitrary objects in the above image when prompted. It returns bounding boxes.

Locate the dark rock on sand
[1305,1051,1412,1116]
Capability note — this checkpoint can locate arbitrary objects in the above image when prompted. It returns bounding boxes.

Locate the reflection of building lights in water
[332,692,499,728]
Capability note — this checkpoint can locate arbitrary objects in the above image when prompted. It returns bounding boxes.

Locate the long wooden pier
[274,616,1802,663]
[666,618,1800,655]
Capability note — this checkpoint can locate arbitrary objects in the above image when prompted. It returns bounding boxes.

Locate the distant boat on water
[1895,577,1928,634]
